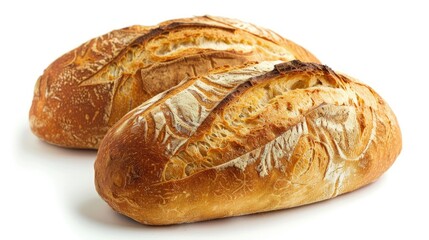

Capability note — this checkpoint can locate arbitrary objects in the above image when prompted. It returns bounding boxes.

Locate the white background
[1,0,428,239]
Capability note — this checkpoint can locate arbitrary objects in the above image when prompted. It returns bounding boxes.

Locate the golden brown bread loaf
[29,16,319,149]
[94,60,401,225]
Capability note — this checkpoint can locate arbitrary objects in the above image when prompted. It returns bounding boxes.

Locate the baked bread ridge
[94,60,401,225]
[29,16,320,149]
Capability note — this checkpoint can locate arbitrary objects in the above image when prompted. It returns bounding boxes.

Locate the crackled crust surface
[94,60,401,225]
[29,16,319,149]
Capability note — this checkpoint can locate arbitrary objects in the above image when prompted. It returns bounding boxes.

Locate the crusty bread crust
[29,16,319,149]
[94,60,401,225]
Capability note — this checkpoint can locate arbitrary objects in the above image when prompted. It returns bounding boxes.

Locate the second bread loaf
[29,16,319,149]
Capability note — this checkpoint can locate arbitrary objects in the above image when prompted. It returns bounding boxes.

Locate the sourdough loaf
[94,60,401,225]
[29,16,319,149]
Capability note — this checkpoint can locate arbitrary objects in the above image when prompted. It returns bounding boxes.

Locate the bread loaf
[29,16,319,149]
[94,60,401,225]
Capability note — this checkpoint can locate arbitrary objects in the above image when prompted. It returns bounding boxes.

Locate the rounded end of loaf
[342,81,402,192]
[94,123,166,225]
[27,25,142,149]
[28,62,102,149]
[28,67,108,149]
